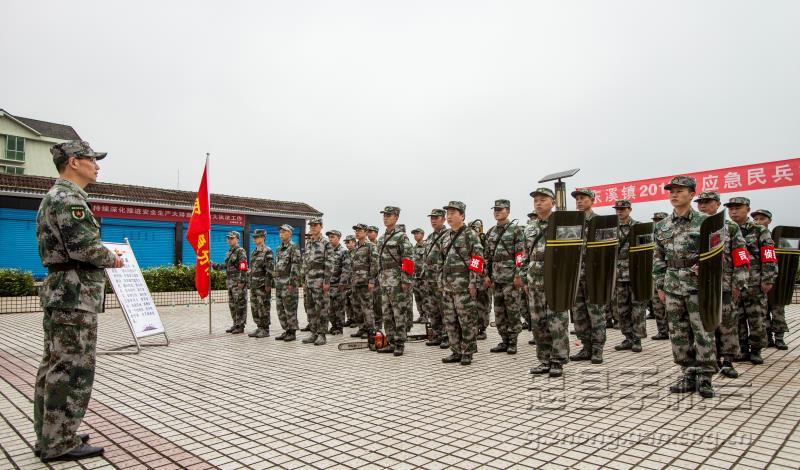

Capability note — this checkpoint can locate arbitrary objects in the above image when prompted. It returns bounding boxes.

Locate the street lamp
[539,168,580,211]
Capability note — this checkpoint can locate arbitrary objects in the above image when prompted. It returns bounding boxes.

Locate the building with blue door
[0,174,321,278]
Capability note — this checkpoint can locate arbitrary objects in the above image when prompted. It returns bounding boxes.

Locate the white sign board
[102,241,165,338]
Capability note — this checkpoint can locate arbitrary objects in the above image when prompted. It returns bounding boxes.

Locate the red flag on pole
[186,157,211,298]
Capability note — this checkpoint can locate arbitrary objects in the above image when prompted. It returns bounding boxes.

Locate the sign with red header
[91,201,244,226]
[587,158,800,207]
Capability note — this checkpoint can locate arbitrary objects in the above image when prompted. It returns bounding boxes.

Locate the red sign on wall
[588,158,800,207]
[90,202,244,226]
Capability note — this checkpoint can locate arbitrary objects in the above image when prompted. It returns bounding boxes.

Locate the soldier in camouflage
[367,225,383,330]
[411,228,428,324]
[440,201,485,365]
[343,234,358,327]
[694,192,749,378]
[469,219,490,340]
[524,188,571,377]
[649,212,670,340]
[397,224,415,330]
[612,199,647,353]
[301,218,335,346]
[751,209,789,350]
[374,207,414,356]
[653,176,716,398]
[349,224,378,338]
[212,232,249,334]
[725,197,778,365]
[326,230,351,335]
[484,199,525,355]
[35,140,124,461]
[248,229,274,338]
[569,188,607,364]
[422,209,449,347]
[274,224,302,341]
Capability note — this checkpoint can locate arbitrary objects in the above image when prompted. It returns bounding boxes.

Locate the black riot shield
[629,222,655,302]
[699,211,725,332]
[768,226,800,306]
[544,211,585,312]
[585,215,619,305]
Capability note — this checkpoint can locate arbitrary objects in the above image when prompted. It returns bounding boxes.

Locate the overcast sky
[3,1,799,234]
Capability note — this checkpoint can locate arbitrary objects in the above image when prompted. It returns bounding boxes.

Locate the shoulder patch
[70,205,86,220]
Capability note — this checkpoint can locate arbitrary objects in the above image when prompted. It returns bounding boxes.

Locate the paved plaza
[0,301,798,469]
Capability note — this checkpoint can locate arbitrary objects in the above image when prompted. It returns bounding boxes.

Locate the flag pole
[206,153,212,335]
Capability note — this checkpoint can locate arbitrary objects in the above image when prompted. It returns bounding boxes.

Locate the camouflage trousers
[650,294,669,336]
[573,279,607,348]
[715,292,740,359]
[304,285,329,335]
[34,309,97,459]
[328,286,346,329]
[381,285,410,343]
[476,286,490,330]
[529,286,570,364]
[250,287,271,329]
[345,289,357,324]
[402,287,414,328]
[275,284,299,331]
[422,279,445,338]
[442,290,478,356]
[492,282,523,337]
[228,284,248,328]
[413,281,426,321]
[352,284,374,330]
[665,292,716,374]
[767,304,788,334]
[736,285,768,351]
[373,286,383,329]
[615,282,646,340]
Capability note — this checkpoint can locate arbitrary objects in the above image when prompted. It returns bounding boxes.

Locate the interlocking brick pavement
[0,302,798,469]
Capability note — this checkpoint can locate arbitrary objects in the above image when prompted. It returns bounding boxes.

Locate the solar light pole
[539,168,580,211]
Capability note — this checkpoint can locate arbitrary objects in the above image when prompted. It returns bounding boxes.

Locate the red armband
[401,258,414,275]
[239,261,249,271]
[731,248,750,267]
[468,256,485,273]
[761,246,777,263]
[515,251,524,267]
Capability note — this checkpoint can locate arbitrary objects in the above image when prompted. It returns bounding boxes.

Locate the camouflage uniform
[274,228,302,333]
[422,212,448,343]
[649,212,670,339]
[350,225,378,333]
[249,231,274,334]
[327,233,352,333]
[439,201,484,361]
[613,203,647,349]
[368,226,383,329]
[302,220,335,338]
[470,220,491,336]
[411,229,427,323]
[572,207,607,359]
[344,235,357,326]
[484,201,525,350]
[35,142,118,460]
[212,233,249,330]
[396,224,415,329]
[376,208,414,350]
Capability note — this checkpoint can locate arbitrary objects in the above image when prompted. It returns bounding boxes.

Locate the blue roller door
[182,224,242,265]
[248,223,301,254]
[101,219,176,268]
[0,208,44,277]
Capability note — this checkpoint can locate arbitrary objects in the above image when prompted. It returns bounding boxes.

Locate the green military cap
[443,200,466,213]
[397,224,406,232]
[492,199,511,209]
[694,191,720,202]
[325,229,342,237]
[252,229,266,238]
[652,212,668,221]
[612,199,632,209]
[530,187,555,199]
[571,188,596,199]
[308,217,323,225]
[279,224,294,233]
[724,196,751,207]
[664,175,696,191]
[411,227,424,234]
[344,234,356,242]
[428,208,446,217]
[227,231,240,239]
[380,206,401,215]
[367,225,379,233]
[352,223,368,231]
[51,140,107,165]
[751,209,773,220]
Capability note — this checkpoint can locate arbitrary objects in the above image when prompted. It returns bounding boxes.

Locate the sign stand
[99,239,170,355]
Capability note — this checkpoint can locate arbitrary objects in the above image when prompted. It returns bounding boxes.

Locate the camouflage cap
[344,234,356,242]
[664,175,696,191]
[380,206,401,215]
[723,196,751,207]
[694,191,720,202]
[367,225,379,233]
[227,231,240,239]
[252,229,266,238]
[51,140,107,165]
[652,212,668,221]
[279,224,294,233]
[352,223,368,231]
[751,209,773,220]
[397,224,406,232]
[571,188,596,199]
[612,199,632,209]
[325,229,342,237]
[530,187,555,199]
[428,208,446,218]
[308,217,323,225]
[492,199,511,209]
[443,200,466,213]
[411,227,424,234]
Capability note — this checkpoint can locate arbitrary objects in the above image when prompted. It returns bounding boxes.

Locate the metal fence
[0,290,231,314]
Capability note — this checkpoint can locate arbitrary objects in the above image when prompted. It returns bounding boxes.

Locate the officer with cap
[750,209,789,350]
[343,234,358,327]
[469,218,491,340]
[248,229,274,338]
[410,228,428,324]
[274,224,302,341]
[367,225,383,330]
[422,209,449,347]
[34,140,124,462]
[349,223,378,337]
[612,199,647,353]
[648,212,670,337]
[301,217,334,345]
[326,229,351,335]
[213,231,249,334]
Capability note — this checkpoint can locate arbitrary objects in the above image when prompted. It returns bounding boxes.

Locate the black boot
[590,345,604,364]
[775,333,788,350]
[697,376,715,398]
[549,362,563,378]
[506,335,518,355]
[719,360,738,378]
[301,334,317,344]
[476,328,487,340]
[490,337,508,353]
[750,349,764,365]
[460,354,473,365]
[669,370,697,393]
[651,332,669,340]
[442,353,461,363]
[35,433,90,457]
[276,330,288,340]
[614,339,633,351]
[377,342,396,353]
[300,324,311,332]
[314,334,327,346]
[41,444,104,462]
[631,337,642,353]
[529,363,551,375]
[225,326,235,333]
[248,328,263,337]
[425,336,442,346]
[393,342,405,356]
[570,347,591,361]
[439,337,450,349]
[284,329,296,341]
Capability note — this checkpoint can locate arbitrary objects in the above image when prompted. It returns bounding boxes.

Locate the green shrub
[140,265,226,292]
[0,269,37,297]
